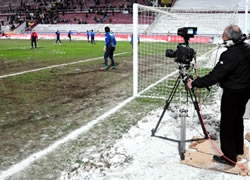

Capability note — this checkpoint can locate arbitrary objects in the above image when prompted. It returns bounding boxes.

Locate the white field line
[0,52,129,79]
[0,96,136,179]
[0,52,132,179]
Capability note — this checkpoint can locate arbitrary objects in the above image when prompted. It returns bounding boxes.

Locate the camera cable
[193,67,250,173]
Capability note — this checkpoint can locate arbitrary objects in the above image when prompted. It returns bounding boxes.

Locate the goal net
[132,4,239,104]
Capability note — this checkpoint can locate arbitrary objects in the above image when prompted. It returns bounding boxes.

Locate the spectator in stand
[30,29,38,48]
[68,30,72,41]
[55,30,62,44]
[90,29,95,44]
[2,31,5,37]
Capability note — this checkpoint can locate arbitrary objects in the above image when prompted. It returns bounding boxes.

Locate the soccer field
[0,0,249,178]
[0,38,218,178]
[0,39,166,178]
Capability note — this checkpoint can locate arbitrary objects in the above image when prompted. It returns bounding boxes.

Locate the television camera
[152,27,209,160]
[165,27,197,64]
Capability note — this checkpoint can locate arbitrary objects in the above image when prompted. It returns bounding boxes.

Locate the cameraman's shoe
[213,155,235,166]
[111,66,116,69]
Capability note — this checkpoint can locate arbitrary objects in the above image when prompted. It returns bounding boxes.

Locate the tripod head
[177,63,194,92]
[177,62,194,78]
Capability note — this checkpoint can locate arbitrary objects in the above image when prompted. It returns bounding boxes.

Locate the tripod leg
[179,106,187,160]
[151,76,181,136]
[188,88,209,139]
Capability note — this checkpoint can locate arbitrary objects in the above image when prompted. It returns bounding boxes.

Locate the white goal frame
[132,3,248,100]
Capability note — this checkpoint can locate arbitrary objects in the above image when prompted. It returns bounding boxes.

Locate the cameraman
[187,25,250,166]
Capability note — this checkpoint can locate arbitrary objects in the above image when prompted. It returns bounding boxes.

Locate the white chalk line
[0,52,129,79]
[0,52,132,179]
[0,96,136,179]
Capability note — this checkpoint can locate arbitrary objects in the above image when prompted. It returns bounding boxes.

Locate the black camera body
[166,45,195,64]
[166,27,197,64]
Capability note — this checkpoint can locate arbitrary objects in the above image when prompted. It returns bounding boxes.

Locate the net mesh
[133,4,238,104]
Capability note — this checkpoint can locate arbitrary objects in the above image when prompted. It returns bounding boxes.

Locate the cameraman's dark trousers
[220,89,249,162]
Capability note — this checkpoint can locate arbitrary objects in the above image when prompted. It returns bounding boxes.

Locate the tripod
[151,64,209,160]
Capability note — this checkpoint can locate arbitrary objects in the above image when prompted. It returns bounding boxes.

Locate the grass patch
[0,39,132,75]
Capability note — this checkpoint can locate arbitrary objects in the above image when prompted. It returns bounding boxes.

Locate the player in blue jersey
[90,29,95,44]
[103,26,117,69]
[68,30,72,41]
[130,33,140,48]
[55,30,62,43]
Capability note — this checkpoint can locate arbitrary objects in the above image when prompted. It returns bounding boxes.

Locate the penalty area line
[0,52,129,79]
[0,96,136,179]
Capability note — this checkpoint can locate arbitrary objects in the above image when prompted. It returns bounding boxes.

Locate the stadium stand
[33,23,149,35]
[172,0,246,10]
[145,0,249,35]
[0,0,249,36]
[0,0,151,34]
[56,11,133,24]
[148,11,240,35]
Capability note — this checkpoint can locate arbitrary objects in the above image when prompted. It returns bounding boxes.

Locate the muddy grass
[0,58,163,179]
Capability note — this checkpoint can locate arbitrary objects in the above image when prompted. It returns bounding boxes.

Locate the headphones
[223,25,247,47]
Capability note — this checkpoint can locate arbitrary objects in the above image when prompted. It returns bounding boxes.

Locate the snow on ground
[60,91,250,180]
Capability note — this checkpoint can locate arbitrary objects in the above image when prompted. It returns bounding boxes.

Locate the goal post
[132,3,239,103]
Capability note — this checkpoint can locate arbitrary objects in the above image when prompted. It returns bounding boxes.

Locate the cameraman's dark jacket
[192,42,250,93]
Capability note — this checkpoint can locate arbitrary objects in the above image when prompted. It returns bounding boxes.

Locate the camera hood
[177,27,197,39]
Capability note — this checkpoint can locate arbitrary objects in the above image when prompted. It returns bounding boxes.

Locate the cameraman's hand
[187,78,193,89]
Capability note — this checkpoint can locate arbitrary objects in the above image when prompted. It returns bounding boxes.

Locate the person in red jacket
[30,29,38,48]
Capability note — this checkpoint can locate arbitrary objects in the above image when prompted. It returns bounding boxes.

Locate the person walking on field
[68,30,72,41]
[90,29,95,44]
[55,30,62,43]
[187,25,250,166]
[102,26,117,70]
[130,33,140,48]
[30,29,38,48]
[86,30,90,42]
